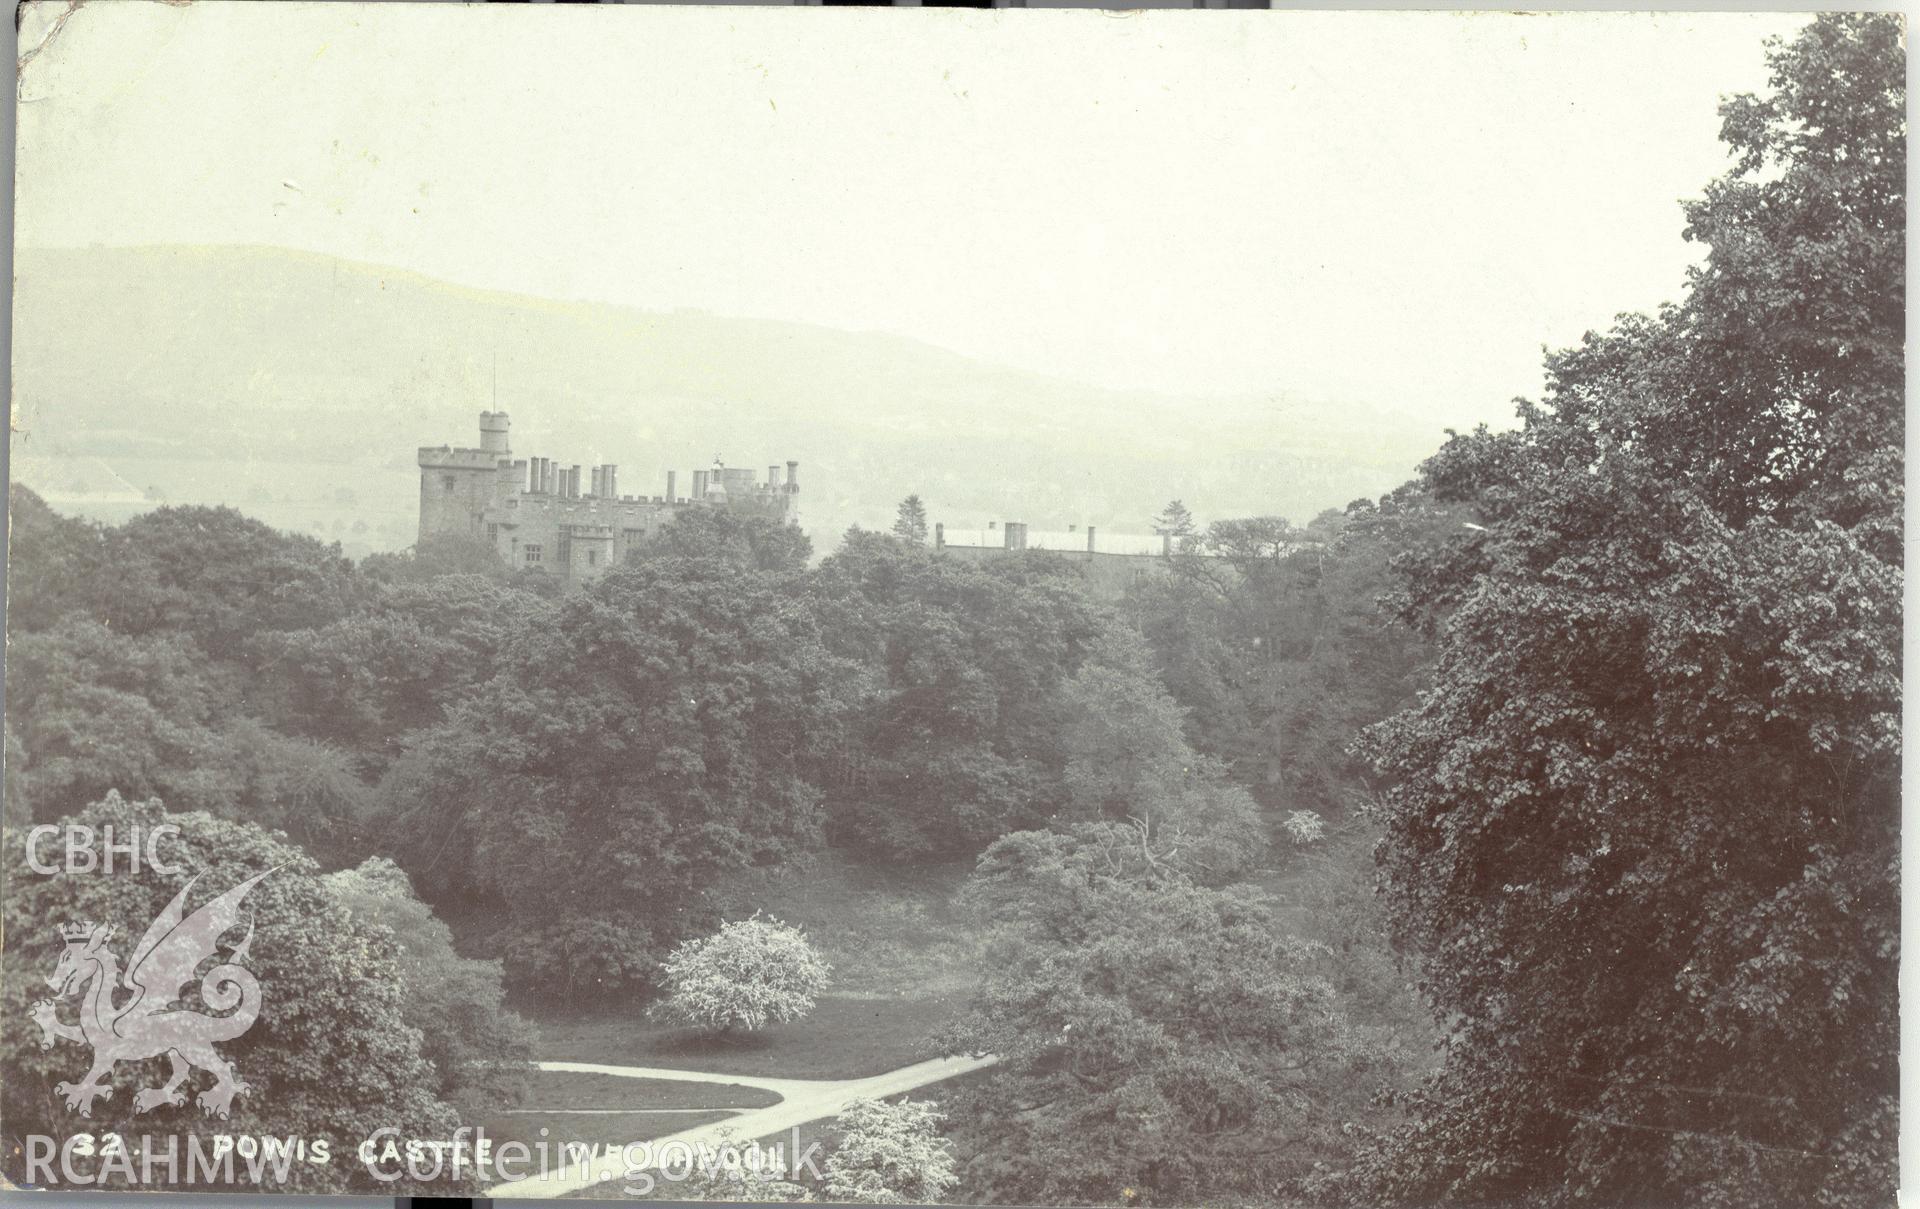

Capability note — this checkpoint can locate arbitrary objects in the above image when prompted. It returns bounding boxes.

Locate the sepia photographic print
[1,5,1904,1207]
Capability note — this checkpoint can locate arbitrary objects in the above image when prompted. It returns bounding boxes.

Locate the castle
[418,411,798,585]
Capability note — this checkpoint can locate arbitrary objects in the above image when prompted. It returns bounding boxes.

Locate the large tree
[257,573,543,762]
[650,915,832,1034]
[891,495,930,545]
[322,857,536,1120]
[1057,627,1266,884]
[942,828,1366,1205]
[420,556,856,996]
[1357,16,1901,1207]
[100,506,369,657]
[7,621,248,821]
[807,530,1110,858]
[823,1097,957,1205]
[635,508,813,573]
[1123,490,1445,814]
[0,794,475,1195]
[5,486,114,635]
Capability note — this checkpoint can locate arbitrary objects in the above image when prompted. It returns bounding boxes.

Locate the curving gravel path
[486,1053,997,1200]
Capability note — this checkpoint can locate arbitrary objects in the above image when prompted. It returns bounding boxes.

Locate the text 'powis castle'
[418,411,798,585]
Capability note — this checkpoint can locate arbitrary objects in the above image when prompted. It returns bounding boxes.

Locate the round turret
[479,411,511,456]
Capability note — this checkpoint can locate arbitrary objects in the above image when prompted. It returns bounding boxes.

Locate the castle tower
[417,411,514,542]
[479,411,511,456]
[568,524,616,582]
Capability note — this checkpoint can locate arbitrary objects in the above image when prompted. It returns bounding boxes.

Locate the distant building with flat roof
[933,519,1198,597]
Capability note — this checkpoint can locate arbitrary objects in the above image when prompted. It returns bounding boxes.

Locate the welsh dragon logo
[30,869,276,1119]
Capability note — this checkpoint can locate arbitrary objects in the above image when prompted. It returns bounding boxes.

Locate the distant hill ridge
[11,244,1440,555]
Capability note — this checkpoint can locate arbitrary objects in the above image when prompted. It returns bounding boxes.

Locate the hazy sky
[17,3,1805,431]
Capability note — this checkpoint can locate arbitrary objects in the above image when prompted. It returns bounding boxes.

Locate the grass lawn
[535,990,970,1080]
[706,851,983,998]
[522,850,982,1081]
[497,845,986,1199]
[520,1071,780,1112]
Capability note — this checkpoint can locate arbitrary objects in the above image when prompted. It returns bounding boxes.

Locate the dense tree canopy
[636,507,814,573]
[362,530,530,587]
[418,556,855,995]
[943,827,1370,1205]
[1356,16,1901,1207]
[807,531,1110,857]
[5,486,115,635]
[1124,494,1444,816]
[257,573,543,762]
[99,506,368,657]
[824,1097,958,1205]
[0,795,481,1195]
[8,621,247,820]
[322,857,536,1120]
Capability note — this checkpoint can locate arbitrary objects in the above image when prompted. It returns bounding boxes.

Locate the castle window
[525,545,543,563]
[443,475,457,491]
[587,549,599,567]
[488,523,499,543]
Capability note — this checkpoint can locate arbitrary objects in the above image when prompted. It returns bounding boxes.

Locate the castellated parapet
[417,412,799,586]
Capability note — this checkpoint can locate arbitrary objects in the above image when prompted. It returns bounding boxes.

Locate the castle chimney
[591,467,602,497]
[693,470,708,500]
[1087,525,1097,553]
[769,466,780,492]
[786,461,798,491]
[1004,523,1018,551]
[934,522,945,549]
[606,465,618,500]
[667,470,677,502]
[514,459,529,492]
[570,465,583,499]
[479,411,511,456]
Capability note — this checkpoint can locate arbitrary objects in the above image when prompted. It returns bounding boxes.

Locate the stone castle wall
[418,411,798,586]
